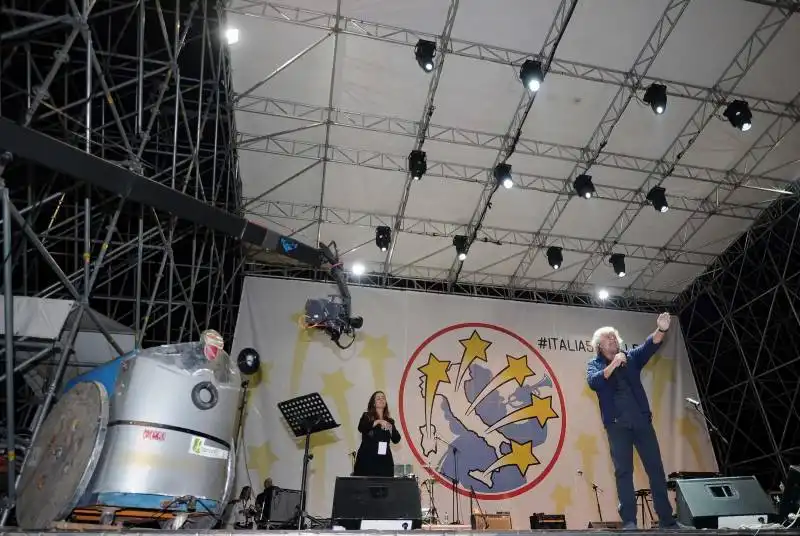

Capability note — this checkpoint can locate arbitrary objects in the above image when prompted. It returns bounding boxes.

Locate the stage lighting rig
[723,100,752,131]
[494,163,513,189]
[546,246,563,270]
[375,225,391,251]
[610,253,626,278]
[646,186,669,213]
[643,83,667,115]
[520,59,544,92]
[415,39,436,72]
[573,174,595,199]
[303,241,364,349]
[408,150,427,180]
[453,235,468,261]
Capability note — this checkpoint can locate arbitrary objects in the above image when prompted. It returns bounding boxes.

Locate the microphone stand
[578,470,603,522]
[435,436,461,525]
[469,486,485,529]
[689,401,729,445]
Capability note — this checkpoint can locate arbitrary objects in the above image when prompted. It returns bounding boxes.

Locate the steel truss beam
[445,0,579,287]
[226,1,800,121]
[382,0,460,280]
[244,264,674,313]
[677,194,800,488]
[238,133,769,221]
[564,5,795,294]
[508,0,691,291]
[632,90,800,291]
[0,0,243,514]
[234,96,794,201]
[247,198,717,270]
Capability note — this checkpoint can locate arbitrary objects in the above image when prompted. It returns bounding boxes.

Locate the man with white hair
[587,312,677,530]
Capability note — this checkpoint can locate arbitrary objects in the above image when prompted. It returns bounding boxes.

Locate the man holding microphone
[586,312,678,530]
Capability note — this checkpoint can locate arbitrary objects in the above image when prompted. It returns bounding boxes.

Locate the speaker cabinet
[332,476,422,530]
[676,476,776,528]
[472,513,512,529]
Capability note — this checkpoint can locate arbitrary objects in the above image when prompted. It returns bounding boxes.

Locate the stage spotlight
[546,246,563,270]
[415,40,436,72]
[598,289,609,300]
[453,235,468,261]
[408,150,427,180]
[610,253,626,278]
[573,174,595,199]
[643,83,667,115]
[494,163,513,189]
[646,186,669,213]
[352,262,366,276]
[224,27,239,45]
[237,348,260,376]
[520,59,544,92]
[724,100,752,131]
[375,225,391,251]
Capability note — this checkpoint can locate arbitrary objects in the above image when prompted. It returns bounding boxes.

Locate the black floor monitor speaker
[676,475,776,528]
[332,476,422,530]
[257,487,304,525]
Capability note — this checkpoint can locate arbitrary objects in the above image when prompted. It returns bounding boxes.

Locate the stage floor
[1,530,799,535]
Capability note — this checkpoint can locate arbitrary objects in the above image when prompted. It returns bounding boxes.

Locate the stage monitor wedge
[675,475,776,528]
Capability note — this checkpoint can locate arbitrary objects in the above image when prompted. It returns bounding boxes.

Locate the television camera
[303,241,363,349]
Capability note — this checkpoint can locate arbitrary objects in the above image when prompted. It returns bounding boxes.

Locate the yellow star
[677,415,703,468]
[644,354,675,427]
[418,353,451,386]
[321,369,356,452]
[359,334,394,393]
[550,484,572,514]
[247,441,278,483]
[456,330,491,387]
[504,439,540,476]
[505,354,535,385]
[575,433,599,478]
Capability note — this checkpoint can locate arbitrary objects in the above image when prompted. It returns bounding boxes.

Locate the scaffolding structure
[0,0,242,509]
[678,193,800,490]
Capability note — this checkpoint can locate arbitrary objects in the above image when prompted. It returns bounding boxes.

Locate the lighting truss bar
[383,0,460,279]
[564,4,795,294]
[633,90,800,292]
[507,0,691,291]
[447,0,579,286]
[237,134,767,219]
[245,199,717,267]
[226,1,800,121]
[244,264,676,311]
[0,118,324,268]
[234,96,794,194]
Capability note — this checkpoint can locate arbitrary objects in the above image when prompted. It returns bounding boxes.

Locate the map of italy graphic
[414,329,560,492]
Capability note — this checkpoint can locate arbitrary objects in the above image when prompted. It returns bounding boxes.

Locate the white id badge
[377,441,388,455]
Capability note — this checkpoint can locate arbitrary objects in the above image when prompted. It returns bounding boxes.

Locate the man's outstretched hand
[657,312,671,331]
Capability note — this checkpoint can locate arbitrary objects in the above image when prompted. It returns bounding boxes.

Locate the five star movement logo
[399,323,566,500]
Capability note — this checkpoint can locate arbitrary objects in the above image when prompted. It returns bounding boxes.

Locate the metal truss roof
[225,0,800,306]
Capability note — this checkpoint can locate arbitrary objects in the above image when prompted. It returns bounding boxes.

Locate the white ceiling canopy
[224,0,800,305]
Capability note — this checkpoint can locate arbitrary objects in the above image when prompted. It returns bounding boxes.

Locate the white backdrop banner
[231,276,717,529]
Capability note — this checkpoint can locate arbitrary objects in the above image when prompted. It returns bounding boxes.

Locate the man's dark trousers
[606,419,673,527]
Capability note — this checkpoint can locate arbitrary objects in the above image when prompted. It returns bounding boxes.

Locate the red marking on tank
[143,429,166,441]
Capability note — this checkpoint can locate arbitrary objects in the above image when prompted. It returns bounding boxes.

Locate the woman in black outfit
[353,391,402,477]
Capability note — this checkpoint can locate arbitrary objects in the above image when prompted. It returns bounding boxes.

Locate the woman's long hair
[367,390,391,421]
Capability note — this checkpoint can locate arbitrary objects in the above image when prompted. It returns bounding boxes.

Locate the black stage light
[646,186,669,213]
[520,59,544,92]
[610,253,626,278]
[237,347,261,376]
[375,226,391,251]
[573,174,595,199]
[415,40,436,72]
[494,163,513,189]
[453,235,468,261]
[408,150,427,180]
[724,100,752,131]
[546,246,563,270]
[643,83,667,115]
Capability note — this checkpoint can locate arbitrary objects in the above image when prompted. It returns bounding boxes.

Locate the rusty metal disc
[16,381,109,529]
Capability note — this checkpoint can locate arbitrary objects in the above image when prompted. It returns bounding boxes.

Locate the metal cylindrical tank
[16,338,242,529]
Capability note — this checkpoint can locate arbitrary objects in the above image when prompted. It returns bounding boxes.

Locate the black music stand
[278,392,339,529]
